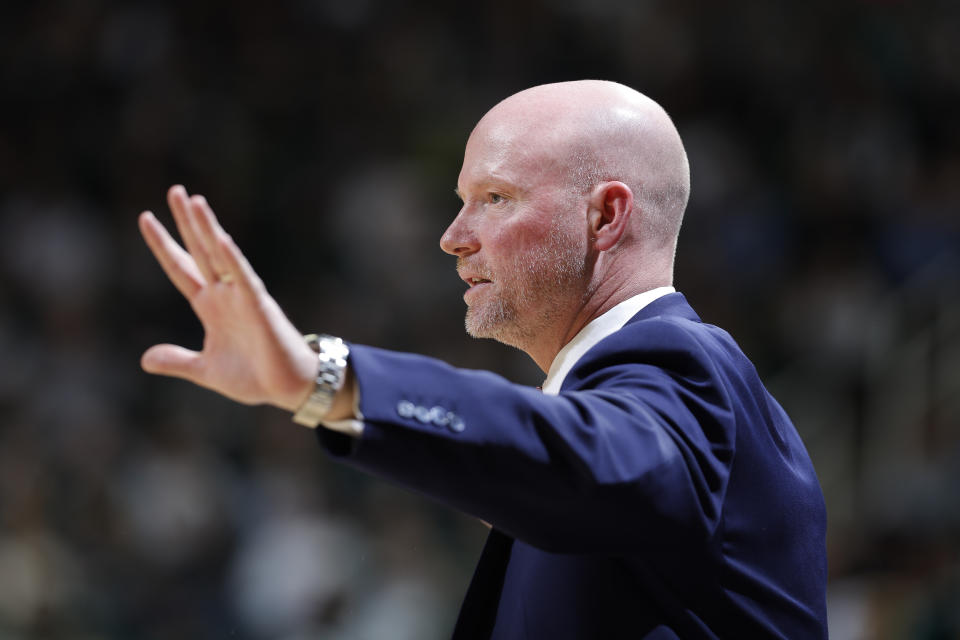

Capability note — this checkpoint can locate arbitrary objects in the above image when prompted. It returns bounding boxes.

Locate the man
[139,80,828,638]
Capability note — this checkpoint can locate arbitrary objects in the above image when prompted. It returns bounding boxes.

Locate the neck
[522,272,672,373]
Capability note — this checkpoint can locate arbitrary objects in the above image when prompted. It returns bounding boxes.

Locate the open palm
[139,185,317,411]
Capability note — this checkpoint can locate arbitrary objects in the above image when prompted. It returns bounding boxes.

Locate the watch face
[320,337,349,363]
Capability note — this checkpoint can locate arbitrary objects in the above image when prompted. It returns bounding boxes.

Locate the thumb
[141,344,203,382]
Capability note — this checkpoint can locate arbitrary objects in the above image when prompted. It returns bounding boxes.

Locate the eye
[488,192,505,204]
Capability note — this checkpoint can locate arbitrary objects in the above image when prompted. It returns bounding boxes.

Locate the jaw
[464,290,561,368]
[464,288,514,340]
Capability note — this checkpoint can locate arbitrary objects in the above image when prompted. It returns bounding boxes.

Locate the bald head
[444,81,690,367]
[472,80,690,255]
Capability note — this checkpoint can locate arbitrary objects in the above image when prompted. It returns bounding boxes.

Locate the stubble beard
[464,227,587,352]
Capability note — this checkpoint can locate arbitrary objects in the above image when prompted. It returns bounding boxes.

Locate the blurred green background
[1,2,958,638]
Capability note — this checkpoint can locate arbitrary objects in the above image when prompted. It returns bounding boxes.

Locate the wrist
[291,334,350,428]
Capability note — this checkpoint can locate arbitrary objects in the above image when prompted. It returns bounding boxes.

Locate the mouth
[459,272,493,302]
[458,266,493,287]
[464,276,492,288]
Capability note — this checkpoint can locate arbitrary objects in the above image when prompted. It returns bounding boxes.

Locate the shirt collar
[541,286,675,395]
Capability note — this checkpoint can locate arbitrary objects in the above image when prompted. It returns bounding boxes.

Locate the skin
[139,80,689,420]
[139,187,321,413]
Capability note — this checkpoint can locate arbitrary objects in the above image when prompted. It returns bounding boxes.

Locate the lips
[457,258,494,301]
[457,264,493,288]
[458,269,493,303]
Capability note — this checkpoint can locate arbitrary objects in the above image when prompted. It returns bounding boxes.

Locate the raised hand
[138,185,318,411]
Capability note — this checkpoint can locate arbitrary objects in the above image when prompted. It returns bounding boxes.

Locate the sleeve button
[396,400,415,419]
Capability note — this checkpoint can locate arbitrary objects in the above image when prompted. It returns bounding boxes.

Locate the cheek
[486,214,551,259]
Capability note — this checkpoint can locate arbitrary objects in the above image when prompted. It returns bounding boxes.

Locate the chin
[464,315,499,340]
[466,305,506,336]
[464,307,532,351]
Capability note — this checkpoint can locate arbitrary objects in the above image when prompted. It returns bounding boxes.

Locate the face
[440,119,588,350]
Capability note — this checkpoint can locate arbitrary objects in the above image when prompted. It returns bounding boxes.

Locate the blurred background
[1,1,958,638]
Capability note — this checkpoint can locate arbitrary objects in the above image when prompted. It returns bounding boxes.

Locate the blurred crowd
[1,1,958,638]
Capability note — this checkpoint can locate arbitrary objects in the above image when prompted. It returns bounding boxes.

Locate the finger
[141,343,204,382]
[190,195,257,292]
[218,228,266,299]
[188,194,232,280]
[168,185,217,285]
[139,211,204,298]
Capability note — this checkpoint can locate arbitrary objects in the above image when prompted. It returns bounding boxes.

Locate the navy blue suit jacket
[319,293,828,638]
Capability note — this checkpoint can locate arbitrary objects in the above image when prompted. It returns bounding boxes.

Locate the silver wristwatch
[292,334,350,428]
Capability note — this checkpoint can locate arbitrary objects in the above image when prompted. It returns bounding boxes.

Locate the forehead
[458,115,569,192]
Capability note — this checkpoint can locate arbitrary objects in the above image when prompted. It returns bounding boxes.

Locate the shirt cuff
[319,374,364,437]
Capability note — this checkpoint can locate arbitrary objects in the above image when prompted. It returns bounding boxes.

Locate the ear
[587,181,633,251]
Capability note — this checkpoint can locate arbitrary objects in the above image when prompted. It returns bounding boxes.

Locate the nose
[440,208,479,256]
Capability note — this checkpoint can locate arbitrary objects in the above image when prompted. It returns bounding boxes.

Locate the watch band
[292,334,350,428]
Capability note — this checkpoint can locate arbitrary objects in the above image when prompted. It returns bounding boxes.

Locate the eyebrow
[453,188,464,201]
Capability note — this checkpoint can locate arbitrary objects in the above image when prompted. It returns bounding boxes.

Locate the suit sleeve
[317,322,737,555]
